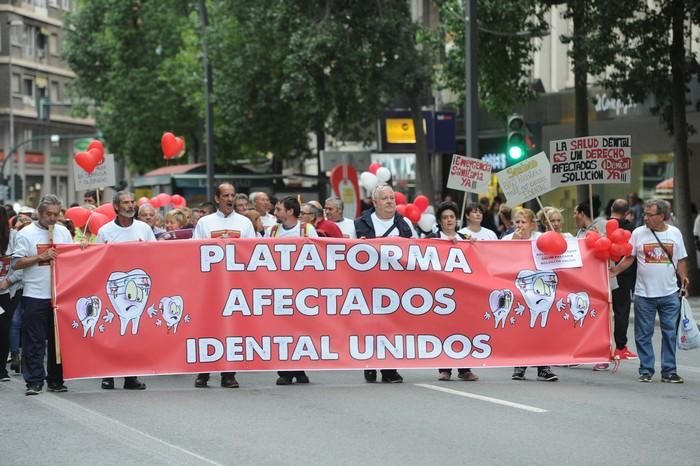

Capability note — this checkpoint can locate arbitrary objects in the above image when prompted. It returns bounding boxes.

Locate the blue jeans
[634,293,680,377]
[9,291,23,354]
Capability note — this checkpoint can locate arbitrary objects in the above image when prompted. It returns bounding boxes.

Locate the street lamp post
[7,18,24,202]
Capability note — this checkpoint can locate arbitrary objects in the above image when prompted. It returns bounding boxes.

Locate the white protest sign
[446,154,492,193]
[550,135,631,186]
[531,237,583,271]
[73,154,116,191]
[495,152,552,206]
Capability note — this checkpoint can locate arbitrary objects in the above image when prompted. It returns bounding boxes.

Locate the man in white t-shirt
[324,196,357,238]
[265,196,316,385]
[96,191,154,391]
[611,199,689,384]
[194,182,256,389]
[13,195,73,396]
[250,191,277,229]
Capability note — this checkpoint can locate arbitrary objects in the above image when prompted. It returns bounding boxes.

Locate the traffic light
[506,114,526,166]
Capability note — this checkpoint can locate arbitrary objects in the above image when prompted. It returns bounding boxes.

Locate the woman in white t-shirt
[0,207,16,380]
[427,202,479,382]
[458,203,498,240]
[502,208,558,382]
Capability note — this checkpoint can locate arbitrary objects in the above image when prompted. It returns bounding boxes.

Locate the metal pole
[464,0,478,202]
[198,0,215,201]
[7,28,15,202]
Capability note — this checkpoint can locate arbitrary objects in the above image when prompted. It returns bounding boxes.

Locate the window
[11,74,21,94]
[22,25,36,58]
[23,129,42,152]
[10,23,23,46]
[23,78,34,97]
[49,33,58,55]
[61,0,71,11]
[51,81,60,101]
[33,0,47,8]
[49,0,59,7]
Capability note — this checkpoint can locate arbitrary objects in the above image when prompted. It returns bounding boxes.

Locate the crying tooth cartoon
[515,270,558,328]
[106,269,152,336]
[76,296,102,337]
[567,292,590,327]
[159,296,184,334]
[488,289,513,328]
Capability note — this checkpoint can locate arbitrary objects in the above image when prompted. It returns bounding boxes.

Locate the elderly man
[354,185,416,384]
[250,191,277,229]
[324,197,356,239]
[13,195,73,395]
[610,199,689,383]
[96,191,155,390]
[301,202,343,238]
[138,203,165,236]
[194,182,256,389]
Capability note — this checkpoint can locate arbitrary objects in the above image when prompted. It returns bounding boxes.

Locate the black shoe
[123,377,146,390]
[25,383,42,396]
[47,383,68,393]
[661,373,684,383]
[295,374,310,384]
[381,370,403,384]
[9,353,19,373]
[221,376,240,388]
[0,371,9,382]
[101,378,115,390]
[364,370,377,383]
[512,368,526,380]
[276,376,293,386]
[537,368,559,382]
[195,376,209,388]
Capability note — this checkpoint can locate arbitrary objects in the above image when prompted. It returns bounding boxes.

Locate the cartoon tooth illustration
[76,296,102,337]
[159,296,184,334]
[515,270,559,328]
[567,292,590,327]
[106,269,152,336]
[488,289,514,328]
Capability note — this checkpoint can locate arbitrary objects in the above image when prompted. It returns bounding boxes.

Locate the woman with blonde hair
[537,206,572,236]
[244,209,265,237]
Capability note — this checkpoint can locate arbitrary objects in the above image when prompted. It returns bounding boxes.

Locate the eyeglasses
[300,211,314,216]
[643,212,662,217]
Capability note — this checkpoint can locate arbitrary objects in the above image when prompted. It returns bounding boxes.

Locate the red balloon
[74,150,101,174]
[610,253,623,262]
[609,228,626,244]
[537,231,568,255]
[86,212,110,235]
[621,229,632,242]
[394,192,407,205]
[610,242,626,258]
[368,162,382,175]
[413,195,430,214]
[95,203,116,220]
[595,237,612,252]
[171,194,187,208]
[149,197,161,209]
[396,204,407,216]
[594,248,611,261]
[87,140,105,165]
[161,132,186,159]
[137,197,150,207]
[65,206,91,229]
[156,193,172,206]
[404,203,421,224]
[584,230,601,249]
[622,242,633,256]
[606,219,619,237]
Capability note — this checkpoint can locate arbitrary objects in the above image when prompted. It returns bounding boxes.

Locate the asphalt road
[1,326,698,466]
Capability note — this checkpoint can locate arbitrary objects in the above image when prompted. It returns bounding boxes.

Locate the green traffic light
[508,145,524,160]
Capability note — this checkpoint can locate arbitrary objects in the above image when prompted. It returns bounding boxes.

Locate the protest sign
[495,152,552,206]
[73,153,116,191]
[54,238,610,379]
[446,155,492,193]
[550,135,631,186]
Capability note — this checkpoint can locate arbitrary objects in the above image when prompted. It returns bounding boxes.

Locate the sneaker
[221,376,240,388]
[101,378,115,390]
[123,377,146,390]
[593,363,610,371]
[638,373,652,383]
[0,372,10,382]
[457,370,479,382]
[47,383,68,392]
[9,353,19,373]
[194,374,209,388]
[276,376,293,386]
[25,383,42,396]
[294,374,310,384]
[364,370,377,383]
[661,373,684,383]
[537,369,559,382]
[381,370,403,384]
[512,368,526,380]
[617,347,638,360]
[438,371,451,381]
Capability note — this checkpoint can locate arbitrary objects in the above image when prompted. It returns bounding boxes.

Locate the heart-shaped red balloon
[584,230,601,249]
[594,248,611,261]
[86,212,111,235]
[161,132,185,159]
[404,203,421,224]
[171,194,186,208]
[87,140,105,165]
[606,219,619,237]
[595,237,612,252]
[156,193,172,206]
[394,192,407,205]
[396,204,407,216]
[95,203,116,221]
[64,206,91,229]
[413,195,430,214]
[368,162,382,175]
[137,197,150,207]
[149,196,161,209]
[75,150,101,174]
[537,231,568,255]
[608,228,626,244]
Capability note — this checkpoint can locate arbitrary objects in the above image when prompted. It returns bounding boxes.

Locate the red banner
[54,238,611,379]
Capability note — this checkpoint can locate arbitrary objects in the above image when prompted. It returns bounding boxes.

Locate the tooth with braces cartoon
[106,269,151,336]
[159,296,184,334]
[488,289,513,328]
[76,296,102,337]
[515,270,559,328]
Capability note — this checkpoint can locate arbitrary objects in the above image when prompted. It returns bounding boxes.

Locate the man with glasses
[301,202,343,238]
[610,199,689,383]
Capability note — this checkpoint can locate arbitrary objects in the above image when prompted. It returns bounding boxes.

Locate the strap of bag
[649,228,678,275]
[380,221,397,238]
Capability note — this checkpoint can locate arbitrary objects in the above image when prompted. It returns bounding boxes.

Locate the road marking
[415,383,548,413]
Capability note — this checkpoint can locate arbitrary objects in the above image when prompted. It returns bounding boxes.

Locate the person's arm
[678,257,690,296]
[609,255,635,277]
[15,248,56,270]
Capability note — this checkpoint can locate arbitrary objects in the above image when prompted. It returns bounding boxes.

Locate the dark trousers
[278,371,306,377]
[197,372,236,380]
[612,287,632,349]
[22,297,62,386]
[0,293,13,375]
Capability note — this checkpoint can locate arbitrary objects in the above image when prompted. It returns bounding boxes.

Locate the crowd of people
[0,183,690,395]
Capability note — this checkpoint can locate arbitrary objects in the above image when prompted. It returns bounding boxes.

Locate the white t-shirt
[437,231,466,241]
[97,219,156,243]
[265,221,318,238]
[194,210,257,239]
[458,226,498,241]
[370,213,417,238]
[336,218,357,239]
[13,222,72,299]
[501,231,541,241]
[631,225,687,298]
[260,213,278,229]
